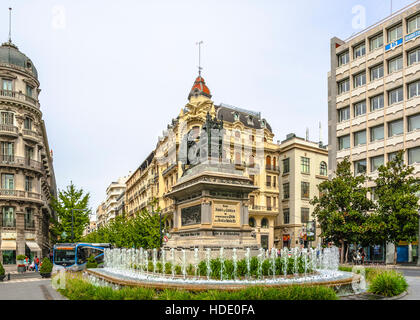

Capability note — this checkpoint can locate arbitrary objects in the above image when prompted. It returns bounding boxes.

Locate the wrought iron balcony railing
[0,124,18,134]
[0,155,42,170]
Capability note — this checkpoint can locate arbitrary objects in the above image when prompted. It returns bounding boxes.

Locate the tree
[374,150,420,264]
[310,157,376,263]
[50,182,91,243]
[82,198,165,249]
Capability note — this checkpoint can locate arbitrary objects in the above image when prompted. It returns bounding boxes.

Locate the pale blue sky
[1,0,416,215]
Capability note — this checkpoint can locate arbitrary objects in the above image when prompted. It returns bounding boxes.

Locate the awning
[1,240,16,251]
[26,241,41,252]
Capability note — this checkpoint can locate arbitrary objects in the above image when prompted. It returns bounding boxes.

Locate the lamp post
[71,209,87,243]
[418,211,420,266]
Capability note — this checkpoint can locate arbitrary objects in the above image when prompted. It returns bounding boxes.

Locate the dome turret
[0,41,38,79]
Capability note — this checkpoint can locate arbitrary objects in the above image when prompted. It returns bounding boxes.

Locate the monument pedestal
[165,162,259,250]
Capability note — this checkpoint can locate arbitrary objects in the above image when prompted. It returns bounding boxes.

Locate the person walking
[360,248,366,265]
[34,256,39,272]
[25,256,29,271]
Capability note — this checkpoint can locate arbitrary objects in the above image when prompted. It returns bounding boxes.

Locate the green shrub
[0,262,4,276]
[262,260,271,276]
[164,262,172,274]
[59,273,338,300]
[16,254,26,261]
[186,264,194,276]
[236,259,247,277]
[39,257,53,274]
[86,255,98,269]
[250,257,259,276]
[156,262,163,273]
[198,261,207,277]
[368,270,408,297]
[223,260,234,279]
[175,265,182,275]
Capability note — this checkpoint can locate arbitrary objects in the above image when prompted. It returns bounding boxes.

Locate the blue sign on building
[385,38,403,52]
[405,29,420,42]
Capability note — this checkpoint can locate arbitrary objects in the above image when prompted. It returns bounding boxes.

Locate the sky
[1,0,417,216]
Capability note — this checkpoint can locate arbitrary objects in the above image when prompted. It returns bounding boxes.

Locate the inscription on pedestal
[213,201,240,227]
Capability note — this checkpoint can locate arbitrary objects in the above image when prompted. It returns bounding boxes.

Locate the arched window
[320,161,327,176]
[261,218,269,229]
[266,155,271,167]
[249,217,256,228]
[235,130,241,139]
[273,157,277,168]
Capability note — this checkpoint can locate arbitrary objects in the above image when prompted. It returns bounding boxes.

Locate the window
[234,113,239,121]
[388,24,402,42]
[353,43,366,59]
[389,87,404,105]
[25,208,34,229]
[371,155,384,172]
[266,175,271,187]
[354,101,366,117]
[370,33,384,51]
[408,114,420,131]
[354,160,367,174]
[301,208,310,223]
[338,79,350,94]
[283,158,290,174]
[0,111,13,125]
[249,217,256,228]
[261,218,269,228]
[266,196,272,210]
[273,176,277,188]
[249,195,255,208]
[354,130,367,146]
[408,47,420,66]
[301,157,310,174]
[249,175,255,185]
[409,147,420,164]
[25,176,32,192]
[370,94,384,111]
[338,51,349,66]
[2,79,12,92]
[408,81,420,99]
[1,142,14,162]
[371,64,384,81]
[370,125,384,141]
[283,183,290,199]
[388,55,403,73]
[338,135,350,150]
[2,174,14,190]
[371,187,379,201]
[388,119,404,137]
[320,162,327,176]
[338,107,350,122]
[388,152,398,162]
[408,14,420,34]
[2,207,15,228]
[24,117,32,130]
[301,182,310,199]
[26,85,33,97]
[283,209,290,224]
[353,72,366,88]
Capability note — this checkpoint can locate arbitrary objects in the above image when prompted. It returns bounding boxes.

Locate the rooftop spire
[196,41,203,76]
[8,7,12,43]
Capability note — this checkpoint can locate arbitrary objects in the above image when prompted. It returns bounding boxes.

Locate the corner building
[126,75,327,250]
[0,40,56,264]
[328,3,420,262]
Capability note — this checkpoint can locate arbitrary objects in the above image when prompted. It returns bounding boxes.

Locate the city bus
[53,243,112,272]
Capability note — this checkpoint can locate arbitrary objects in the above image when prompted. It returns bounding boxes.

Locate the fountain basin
[85,268,359,293]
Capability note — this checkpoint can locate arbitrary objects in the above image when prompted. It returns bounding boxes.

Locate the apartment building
[95,202,106,229]
[0,40,57,264]
[328,2,420,263]
[105,176,128,224]
[125,74,328,250]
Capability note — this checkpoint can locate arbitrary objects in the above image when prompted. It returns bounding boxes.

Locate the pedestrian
[25,256,29,271]
[34,256,39,272]
[360,248,366,265]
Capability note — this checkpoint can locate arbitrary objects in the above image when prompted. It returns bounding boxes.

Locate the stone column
[201,198,212,225]
[35,207,43,257]
[241,199,249,227]
[15,207,25,256]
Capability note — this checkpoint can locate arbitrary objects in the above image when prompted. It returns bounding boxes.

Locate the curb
[382,290,409,300]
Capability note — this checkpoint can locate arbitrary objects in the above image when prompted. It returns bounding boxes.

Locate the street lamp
[71,209,87,243]
[418,210,420,266]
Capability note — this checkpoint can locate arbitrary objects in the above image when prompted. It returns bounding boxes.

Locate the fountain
[88,245,359,294]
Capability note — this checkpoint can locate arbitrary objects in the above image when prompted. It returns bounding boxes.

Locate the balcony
[0,189,43,203]
[162,163,177,177]
[0,124,18,137]
[0,90,38,107]
[0,155,43,172]
[249,205,278,212]
[22,129,39,142]
[2,219,16,228]
[265,165,280,173]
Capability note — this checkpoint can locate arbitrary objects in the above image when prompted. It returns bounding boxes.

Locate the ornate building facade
[125,74,328,250]
[0,40,56,264]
